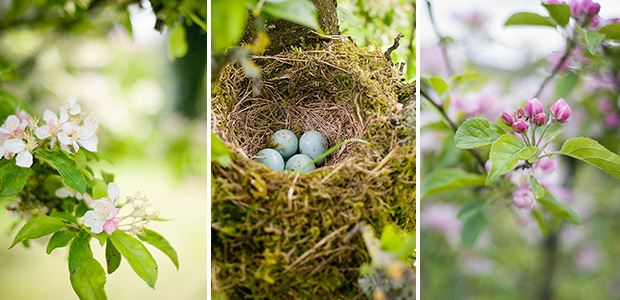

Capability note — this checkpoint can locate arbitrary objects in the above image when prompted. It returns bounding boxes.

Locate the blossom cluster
[0,95,98,168]
[499,98,573,210]
[83,183,160,236]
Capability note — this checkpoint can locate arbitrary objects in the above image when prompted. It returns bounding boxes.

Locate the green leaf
[531,209,549,235]
[423,168,486,196]
[555,72,579,99]
[537,194,581,224]
[454,118,505,149]
[505,12,555,27]
[379,225,415,261]
[109,231,158,288]
[543,3,571,27]
[211,133,231,167]
[53,211,78,225]
[105,238,122,274]
[529,175,545,200]
[101,171,114,184]
[599,24,620,40]
[449,70,479,85]
[585,30,605,54]
[11,0,33,16]
[337,5,360,29]
[261,0,319,31]
[212,0,250,52]
[10,216,66,248]
[138,229,179,269]
[457,198,485,220]
[559,137,620,181]
[69,231,107,300]
[36,150,87,193]
[92,179,108,199]
[168,25,188,61]
[429,77,448,95]
[47,230,77,254]
[487,134,537,184]
[0,160,31,196]
[461,211,487,247]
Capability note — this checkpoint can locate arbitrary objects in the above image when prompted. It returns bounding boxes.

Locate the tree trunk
[247,0,339,55]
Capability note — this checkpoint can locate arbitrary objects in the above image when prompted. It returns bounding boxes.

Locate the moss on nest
[212,40,415,299]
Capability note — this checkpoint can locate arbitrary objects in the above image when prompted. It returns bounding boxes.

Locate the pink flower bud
[550,98,572,122]
[501,111,515,126]
[532,112,547,126]
[525,98,543,117]
[513,185,536,210]
[585,0,601,16]
[512,119,529,133]
[516,108,526,118]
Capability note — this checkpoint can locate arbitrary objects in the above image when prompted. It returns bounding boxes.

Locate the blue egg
[254,149,284,172]
[285,154,316,173]
[268,129,298,160]
[299,131,328,165]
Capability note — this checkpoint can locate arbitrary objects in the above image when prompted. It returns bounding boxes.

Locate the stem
[421,86,487,170]
[533,26,578,99]
[521,132,531,146]
[425,0,454,76]
[536,120,553,148]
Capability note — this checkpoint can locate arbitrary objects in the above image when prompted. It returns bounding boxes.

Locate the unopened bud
[525,98,543,117]
[501,111,515,126]
[512,119,529,133]
[532,112,547,126]
[550,98,571,122]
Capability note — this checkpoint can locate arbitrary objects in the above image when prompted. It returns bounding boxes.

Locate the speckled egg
[268,129,298,160]
[299,131,328,165]
[254,149,285,172]
[285,154,316,173]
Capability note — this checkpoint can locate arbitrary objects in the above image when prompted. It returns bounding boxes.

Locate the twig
[286,224,350,270]
[421,86,486,170]
[384,32,404,65]
[533,26,578,98]
[426,0,454,75]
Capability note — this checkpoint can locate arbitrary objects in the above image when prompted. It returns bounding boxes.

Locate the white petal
[49,137,57,149]
[72,142,79,153]
[69,104,81,115]
[55,187,73,198]
[85,113,98,129]
[4,115,19,128]
[58,132,72,145]
[78,137,97,152]
[43,110,57,123]
[79,125,95,139]
[107,182,120,204]
[35,126,50,139]
[59,107,69,124]
[16,151,33,168]
[60,142,72,154]
[61,122,78,134]
[64,94,78,107]
[4,139,26,153]
[84,210,104,234]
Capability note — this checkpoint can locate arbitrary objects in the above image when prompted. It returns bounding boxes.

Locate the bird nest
[211,40,415,299]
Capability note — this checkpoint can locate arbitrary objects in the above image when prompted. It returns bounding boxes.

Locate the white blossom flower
[0,115,27,139]
[58,122,97,153]
[84,199,119,234]
[83,182,121,233]
[55,187,83,200]
[4,138,33,168]
[59,95,81,122]
[35,109,68,149]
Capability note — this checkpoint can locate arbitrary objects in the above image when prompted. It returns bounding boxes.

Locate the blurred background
[420,1,620,299]
[0,0,207,298]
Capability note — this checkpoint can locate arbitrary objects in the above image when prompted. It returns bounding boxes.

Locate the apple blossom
[59,94,81,122]
[103,217,122,235]
[512,119,529,133]
[532,112,547,126]
[501,111,515,126]
[58,122,98,153]
[525,98,543,117]
[3,138,34,168]
[550,98,572,122]
[0,115,27,139]
[83,199,119,234]
[513,185,536,210]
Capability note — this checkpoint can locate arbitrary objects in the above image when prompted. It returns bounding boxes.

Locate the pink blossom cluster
[501,98,571,135]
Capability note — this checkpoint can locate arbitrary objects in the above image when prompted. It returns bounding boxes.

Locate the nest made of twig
[211,40,415,299]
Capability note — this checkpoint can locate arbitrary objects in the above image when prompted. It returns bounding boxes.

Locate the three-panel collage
[1,0,620,299]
